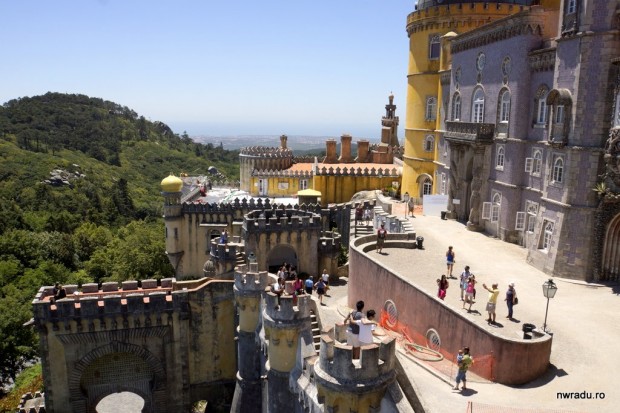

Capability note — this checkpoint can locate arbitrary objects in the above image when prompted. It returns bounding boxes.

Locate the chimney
[356,140,369,163]
[280,134,288,149]
[338,134,353,163]
[325,139,338,163]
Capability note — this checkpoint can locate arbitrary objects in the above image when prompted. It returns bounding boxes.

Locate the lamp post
[403,192,410,220]
[542,279,558,333]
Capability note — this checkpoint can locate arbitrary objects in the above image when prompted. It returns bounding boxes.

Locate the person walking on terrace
[462,275,476,312]
[505,282,517,320]
[437,274,449,300]
[453,347,473,391]
[376,222,387,253]
[459,266,472,301]
[344,300,364,359]
[446,246,456,278]
[482,282,500,324]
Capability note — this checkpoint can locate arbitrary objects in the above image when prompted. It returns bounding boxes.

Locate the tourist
[289,265,297,281]
[355,204,364,226]
[453,347,473,391]
[446,246,456,278]
[376,222,388,253]
[277,266,287,280]
[363,207,372,225]
[407,196,415,217]
[437,274,449,300]
[52,283,66,303]
[463,276,476,312]
[219,229,229,244]
[344,300,364,359]
[321,268,330,294]
[505,282,517,320]
[459,266,472,301]
[304,276,314,295]
[315,277,327,305]
[354,309,377,347]
[271,278,285,298]
[293,275,304,296]
[482,282,500,324]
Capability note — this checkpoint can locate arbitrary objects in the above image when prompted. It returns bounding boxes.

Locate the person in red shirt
[376,222,387,253]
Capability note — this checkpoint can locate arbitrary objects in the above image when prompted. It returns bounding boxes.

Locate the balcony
[445,121,495,145]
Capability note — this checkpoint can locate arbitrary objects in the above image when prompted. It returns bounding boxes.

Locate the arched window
[542,221,554,250]
[472,88,485,123]
[422,178,433,195]
[429,35,441,60]
[491,193,501,222]
[536,86,549,125]
[426,97,437,121]
[533,150,542,176]
[567,0,577,14]
[424,135,434,152]
[496,145,505,169]
[452,93,461,121]
[499,90,511,123]
[552,157,564,183]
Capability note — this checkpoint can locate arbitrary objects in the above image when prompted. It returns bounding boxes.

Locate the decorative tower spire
[382,93,400,147]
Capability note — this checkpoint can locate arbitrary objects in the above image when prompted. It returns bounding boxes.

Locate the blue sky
[1,1,413,139]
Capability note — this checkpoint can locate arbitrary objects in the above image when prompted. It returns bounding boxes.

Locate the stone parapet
[239,146,293,157]
[251,169,313,178]
[263,293,311,321]
[234,263,269,295]
[243,210,322,234]
[315,166,400,177]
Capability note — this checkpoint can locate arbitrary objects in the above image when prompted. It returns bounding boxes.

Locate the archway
[266,244,298,274]
[602,213,620,280]
[96,392,145,413]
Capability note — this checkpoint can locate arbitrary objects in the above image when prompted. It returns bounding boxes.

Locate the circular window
[383,300,398,328]
[502,56,511,76]
[426,328,441,352]
[476,53,486,71]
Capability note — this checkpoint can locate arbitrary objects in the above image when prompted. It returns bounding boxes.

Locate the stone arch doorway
[602,213,620,280]
[69,342,167,413]
[416,173,433,198]
[96,391,145,413]
[267,244,298,273]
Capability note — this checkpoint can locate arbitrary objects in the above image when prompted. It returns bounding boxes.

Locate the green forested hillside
[0,92,240,392]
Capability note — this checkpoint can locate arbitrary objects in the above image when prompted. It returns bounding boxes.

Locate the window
[299,179,308,190]
[515,212,526,231]
[424,135,434,152]
[540,220,554,250]
[567,0,576,14]
[482,202,491,220]
[552,157,564,183]
[536,89,548,125]
[426,97,437,121]
[496,145,505,170]
[555,105,565,124]
[491,193,501,223]
[429,35,441,60]
[441,173,446,195]
[472,88,485,123]
[533,150,542,176]
[526,201,538,233]
[452,93,461,121]
[499,90,511,123]
[422,178,433,195]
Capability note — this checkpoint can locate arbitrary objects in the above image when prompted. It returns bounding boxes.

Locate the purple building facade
[437,1,620,281]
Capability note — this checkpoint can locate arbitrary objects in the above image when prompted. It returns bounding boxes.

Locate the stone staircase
[310,310,321,354]
[350,210,375,238]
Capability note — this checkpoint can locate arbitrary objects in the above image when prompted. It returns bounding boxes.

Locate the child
[304,276,314,295]
[315,278,326,305]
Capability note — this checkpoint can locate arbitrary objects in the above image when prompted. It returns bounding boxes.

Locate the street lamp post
[403,192,410,220]
[541,279,558,333]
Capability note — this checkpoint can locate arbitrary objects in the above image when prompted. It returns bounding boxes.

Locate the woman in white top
[355,310,377,346]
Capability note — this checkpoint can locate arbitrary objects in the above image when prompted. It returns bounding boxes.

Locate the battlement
[318,231,342,253]
[234,263,269,294]
[209,241,240,262]
[32,279,176,325]
[17,391,45,413]
[317,333,396,382]
[264,292,311,321]
[314,166,400,177]
[251,169,313,178]
[239,146,294,157]
[244,209,322,233]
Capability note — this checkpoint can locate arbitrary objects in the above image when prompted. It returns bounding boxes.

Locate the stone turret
[161,174,185,278]
[314,325,397,413]
[231,264,269,413]
[263,292,312,412]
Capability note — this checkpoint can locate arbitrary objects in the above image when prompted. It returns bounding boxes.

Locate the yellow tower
[402,0,537,199]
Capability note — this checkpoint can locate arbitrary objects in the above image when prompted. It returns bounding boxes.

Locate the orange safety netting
[379,310,495,383]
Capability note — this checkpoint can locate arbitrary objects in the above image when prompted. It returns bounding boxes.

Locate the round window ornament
[476,53,486,71]
[383,299,398,328]
[426,328,441,352]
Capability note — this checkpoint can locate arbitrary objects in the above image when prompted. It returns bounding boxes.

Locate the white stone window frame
[499,89,511,123]
[515,211,526,231]
[299,179,308,190]
[429,34,441,60]
[424,135,434,153]
[422,177,433,196]
[552,155,564,184]
[441,173,446,195]
[534,85,549,127]
[526,201,539,233]
[490,192,501,223]
[426,96,437,121]
[555,105,565,124]
[532,149,543,176]
[472,88,485,123]
[539,219,554,251]
[452,93,461,121]
[495,145,505,170]
[567,0,577,14]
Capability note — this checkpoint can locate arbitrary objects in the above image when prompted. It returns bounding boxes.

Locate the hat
[381,221,385,226]
[509,282,515,287]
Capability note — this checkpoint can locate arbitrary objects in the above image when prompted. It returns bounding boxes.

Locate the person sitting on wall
[219,229,229,244]
[53,284,67,303]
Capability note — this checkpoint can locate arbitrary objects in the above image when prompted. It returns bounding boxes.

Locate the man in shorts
[482,283,500,324]
[344,300,364,358]
[454,346,473,391]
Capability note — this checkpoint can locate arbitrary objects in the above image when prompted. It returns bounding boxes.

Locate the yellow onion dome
[161,173,183,192]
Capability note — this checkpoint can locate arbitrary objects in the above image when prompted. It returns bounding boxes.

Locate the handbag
[513,296,519,305]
